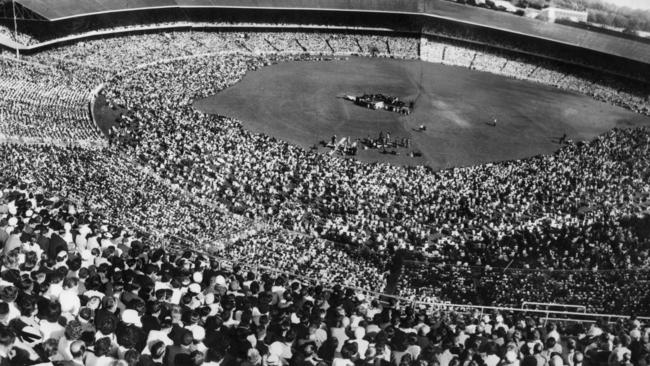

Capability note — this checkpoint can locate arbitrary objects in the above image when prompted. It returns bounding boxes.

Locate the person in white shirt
[349,327,369,360]
[269,329,295,365]
[332,343,355,366]
[38,302,65,340]
[437,342,456,366]
[546,323,561,344]
[44,273,64,301]
[59,278,81,318]
[483,343,502,366]
[608,335,632,366]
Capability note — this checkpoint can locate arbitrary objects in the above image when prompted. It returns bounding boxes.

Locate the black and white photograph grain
[0,0,649,366]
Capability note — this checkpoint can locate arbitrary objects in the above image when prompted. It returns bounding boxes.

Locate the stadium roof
[13,0,421,20]
[12,0,650,65]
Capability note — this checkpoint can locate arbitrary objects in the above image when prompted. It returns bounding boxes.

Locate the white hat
[60,294,75,313]
[188,283,201,294]
[191,326,205,342]
[342,317,350,328]
[121,309,142,327]
[79,225,91,236]
[192,272,203,283]
[550,355,564,366]
[81,250,93,261]
[268,343,284,358]
[215,275,226,287]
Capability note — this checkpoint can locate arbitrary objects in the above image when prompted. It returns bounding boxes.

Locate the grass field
[194,57,650,170]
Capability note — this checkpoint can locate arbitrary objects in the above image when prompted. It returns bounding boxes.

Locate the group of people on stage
[324,132,416,158]
[325,135,359,156]
[364,132,411,151]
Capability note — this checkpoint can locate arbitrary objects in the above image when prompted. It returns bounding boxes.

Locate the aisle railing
[158,229,650,325]
[56,188,650,325]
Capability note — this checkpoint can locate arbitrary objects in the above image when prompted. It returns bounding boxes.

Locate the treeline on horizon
[511,0,650,32]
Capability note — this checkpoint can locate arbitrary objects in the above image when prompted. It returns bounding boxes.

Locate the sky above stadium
[601,0,650,10]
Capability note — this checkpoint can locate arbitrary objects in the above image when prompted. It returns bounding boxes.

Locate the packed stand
[27,31,419,72]
[0,58,105,147]
[0,143,247,249]
[399,263,650,315]
[0,78,103,146]
[422,20,650,82]
[94,37,650,314]
[418,36,650,115]
[1,29,649,317]
[0,141,386,293]
[395,127,650,312]
[223,229,388,292]
[1,185,650,366]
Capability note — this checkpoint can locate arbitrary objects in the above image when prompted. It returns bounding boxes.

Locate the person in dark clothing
[141,301,162,334]
[164,328,194,366]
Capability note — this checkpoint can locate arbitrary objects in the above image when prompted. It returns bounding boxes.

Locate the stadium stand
[4,0,650,66]
[0,7,650,366]
[6,29,650,307]
[0,172,650,366]
[0,29,649,304]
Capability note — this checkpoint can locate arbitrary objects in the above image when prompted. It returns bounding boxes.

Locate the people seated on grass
[0,29,649,320]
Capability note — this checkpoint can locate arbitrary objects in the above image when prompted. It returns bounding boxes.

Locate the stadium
[0,0,650,365]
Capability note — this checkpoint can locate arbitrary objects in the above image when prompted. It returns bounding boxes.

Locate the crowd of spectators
[0,77,103,146]
[421,21,650,83]
[1,179,650,366]
[0,140,384,294]
[400,262,650,315]
[0,29,648,321]
[419,36,650,115]
[0,56,109,147]
[394,127,650,312]
[223,229,387,291]
[16,29,647,115]
[88,34,649,313]
[26,31,419,72]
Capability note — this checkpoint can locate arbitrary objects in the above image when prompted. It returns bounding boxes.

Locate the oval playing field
[194,57,650,169]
